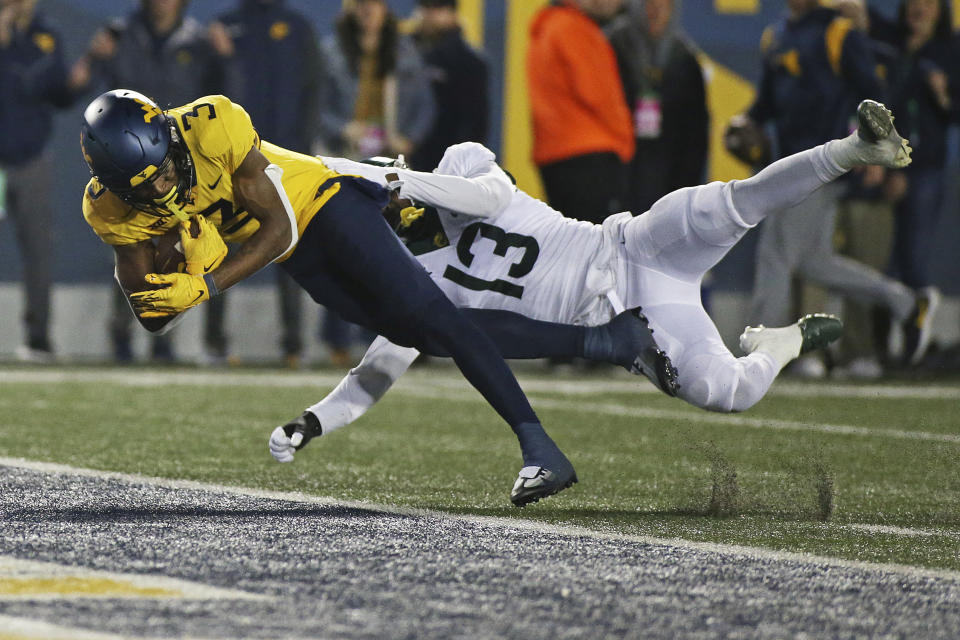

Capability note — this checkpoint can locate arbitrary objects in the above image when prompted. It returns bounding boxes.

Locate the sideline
[3,456,960,584]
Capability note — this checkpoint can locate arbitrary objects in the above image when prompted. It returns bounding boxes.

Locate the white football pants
[614,143,846,412]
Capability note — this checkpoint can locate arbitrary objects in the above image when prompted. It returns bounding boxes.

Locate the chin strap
[153,186,191,222]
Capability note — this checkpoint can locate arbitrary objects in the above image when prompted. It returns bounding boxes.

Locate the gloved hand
[181,214,227,275]
[723,114,771,167]
[269,411,322,463]
[130,272,211,317]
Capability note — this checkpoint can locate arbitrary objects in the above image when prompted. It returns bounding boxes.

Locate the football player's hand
[269,413,322,463]
[130,272,210,317]
[269,426,302,463]
[181,214,227,275]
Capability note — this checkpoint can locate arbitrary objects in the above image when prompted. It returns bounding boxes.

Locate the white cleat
[853,100,912,169]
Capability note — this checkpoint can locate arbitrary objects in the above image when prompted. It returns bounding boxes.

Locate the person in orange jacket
[527,0,634,224]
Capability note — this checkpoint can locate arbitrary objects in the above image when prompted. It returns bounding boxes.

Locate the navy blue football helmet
[80,89,194,214]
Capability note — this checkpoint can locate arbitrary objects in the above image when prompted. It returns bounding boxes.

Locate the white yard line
[0,614,212,640]
[2,367,960,400]
[0,615,134,640]
[2,456,959,584]
[2,368,959,445]
[845,523,955,538]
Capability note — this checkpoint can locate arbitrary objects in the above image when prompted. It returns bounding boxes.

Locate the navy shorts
[280,176,447,347]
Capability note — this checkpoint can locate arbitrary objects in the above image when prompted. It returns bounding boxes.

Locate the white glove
[269,426,304,463]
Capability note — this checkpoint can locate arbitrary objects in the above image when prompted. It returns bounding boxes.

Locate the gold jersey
[82,95,343,259]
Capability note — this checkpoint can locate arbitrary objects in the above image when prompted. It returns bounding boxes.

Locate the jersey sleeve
[320,142,514,219]
[81,179,150,246]
[189,95,259,174]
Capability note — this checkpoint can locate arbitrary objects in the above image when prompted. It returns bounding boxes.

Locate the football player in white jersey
[270,100,913,466]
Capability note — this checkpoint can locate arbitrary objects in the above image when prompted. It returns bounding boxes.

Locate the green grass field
[1,365,958,571]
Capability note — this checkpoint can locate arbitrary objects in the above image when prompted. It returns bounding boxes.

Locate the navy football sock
[415,299,539,428]
[417,309,585,359]
[513,422,573,472]
[582,323,615,364]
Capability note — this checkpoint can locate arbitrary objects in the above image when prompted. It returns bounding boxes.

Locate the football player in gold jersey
[81,89,617,506]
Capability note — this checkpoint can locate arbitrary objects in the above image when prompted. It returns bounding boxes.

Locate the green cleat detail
[798,314,843,354]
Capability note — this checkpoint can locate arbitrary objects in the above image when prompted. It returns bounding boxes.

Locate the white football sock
[739,324,803,370]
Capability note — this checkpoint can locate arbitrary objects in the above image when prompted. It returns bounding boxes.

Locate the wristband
[203,273,220,297]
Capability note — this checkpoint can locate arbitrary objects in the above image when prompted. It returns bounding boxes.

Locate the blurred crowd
[1,0,958,379]
[725,0,959,379]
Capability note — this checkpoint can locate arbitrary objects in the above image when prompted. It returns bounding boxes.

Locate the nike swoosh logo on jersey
[203,261,218,273]
[192,291,205,303]
[208,175,223,190]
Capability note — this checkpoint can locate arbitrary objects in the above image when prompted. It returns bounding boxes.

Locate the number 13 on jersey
[442,222,539,299]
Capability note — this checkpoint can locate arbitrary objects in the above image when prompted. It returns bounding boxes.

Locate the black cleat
[798,313,844,354]
[617,308,680,397]
[510,465,578,507]
[510,424,577,507]
[901,287,940,366]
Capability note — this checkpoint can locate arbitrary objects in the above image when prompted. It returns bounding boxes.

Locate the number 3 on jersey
[442,222,539,299]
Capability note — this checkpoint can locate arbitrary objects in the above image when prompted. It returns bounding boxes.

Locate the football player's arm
[322,145,512,219]
[204,145,298,293]
[269,337,420,462]
[314,336,420,430]
[113,240,179,333]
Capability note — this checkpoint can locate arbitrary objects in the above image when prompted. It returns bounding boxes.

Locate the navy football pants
[281,177,540,429]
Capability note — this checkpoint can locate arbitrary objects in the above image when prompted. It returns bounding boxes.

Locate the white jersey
[418,191,606,325]
[321,143,615,326]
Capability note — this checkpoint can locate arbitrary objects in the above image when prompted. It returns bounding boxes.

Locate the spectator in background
[71,0,236,364]
[736,0,938,374]
[209,0,321,369]
[820,0,898,379]
[0,0,84,362]
[872,0,959,293]
[527,0,634,224]
[409,0,489,172]
[314,0,435,366]
[607,0,708,214]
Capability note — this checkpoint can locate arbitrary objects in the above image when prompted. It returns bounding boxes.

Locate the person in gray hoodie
[314,0,436,366]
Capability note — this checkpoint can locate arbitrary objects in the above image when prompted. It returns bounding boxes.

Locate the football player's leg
[427,308,672,385]
[619,182,756,284]
[728,145,847,227]
[301,180,575,503]
[729,102,911,229]
[9,156,54,353]
[618,141,848,286]
[643,301,781,413]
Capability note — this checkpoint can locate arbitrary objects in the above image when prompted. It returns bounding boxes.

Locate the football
[153,218,199,274]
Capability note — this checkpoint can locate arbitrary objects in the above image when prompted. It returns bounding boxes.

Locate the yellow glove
[181,214,227,275]
[130,272,211,318]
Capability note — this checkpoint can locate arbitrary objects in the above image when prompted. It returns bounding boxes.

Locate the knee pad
[678,353,766,413]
